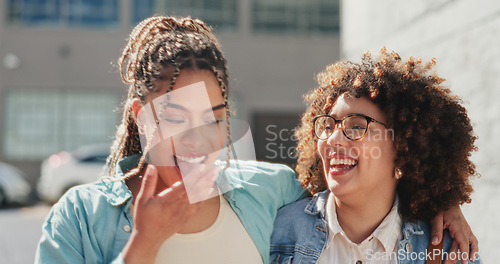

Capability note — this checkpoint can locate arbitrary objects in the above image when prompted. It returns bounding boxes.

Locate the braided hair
[107,16,231,180]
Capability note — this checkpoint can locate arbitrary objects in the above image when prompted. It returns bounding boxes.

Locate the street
[0,203,50,264]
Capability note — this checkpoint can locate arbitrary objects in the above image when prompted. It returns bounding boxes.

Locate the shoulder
[223,160,296,184]
[276,197,313,220]
[223,160,305,205]
[226,159,295,176]
[272,197,317,239]
[55,180,116,207]
[46,180,129,224]
[270,196,327,263]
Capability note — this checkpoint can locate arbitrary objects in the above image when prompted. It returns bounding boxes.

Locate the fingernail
[432,236,439,245]
[212,173,219,181]
[213,167,221,178]
[172,181,182,187]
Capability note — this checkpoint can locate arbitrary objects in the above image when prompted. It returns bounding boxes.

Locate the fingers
[442,206,479,263]
[161,165,183,183]
[444,240,460,264]
[137,165,158,202]
[430,211,444,245]
[458,235,470,264]
[448,221,470,263]
[149,164,220,205]
[182,165,220,204]
[469,233,479,262]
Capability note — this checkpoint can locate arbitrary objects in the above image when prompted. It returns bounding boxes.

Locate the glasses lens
[314,116,335,139]
[343,116,368,140]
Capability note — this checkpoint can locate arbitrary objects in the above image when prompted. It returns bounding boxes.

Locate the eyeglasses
[313,114,386,141]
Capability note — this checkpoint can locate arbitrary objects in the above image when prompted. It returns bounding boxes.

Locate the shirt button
[356,261,362,264]
[123,224,131,233]
[405,242,412,252]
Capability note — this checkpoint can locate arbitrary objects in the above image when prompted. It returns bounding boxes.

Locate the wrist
[123,230,162,264]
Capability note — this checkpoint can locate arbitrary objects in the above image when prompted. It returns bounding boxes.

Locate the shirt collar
[371,195,403,253]
[323,193,403,253]
[115,153,142,176]
[304,190,329,217]
[102,153,142,207]
[324,192,342,237]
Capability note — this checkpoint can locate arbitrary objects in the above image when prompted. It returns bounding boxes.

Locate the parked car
[37,144,110,203]
[0,162,32,207]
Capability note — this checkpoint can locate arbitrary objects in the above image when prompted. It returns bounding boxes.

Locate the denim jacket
[270,191,480,264]
[35,154,306,264]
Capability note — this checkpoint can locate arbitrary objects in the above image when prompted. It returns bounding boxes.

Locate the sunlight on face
[317,94,397,203]
[138,70,226,171]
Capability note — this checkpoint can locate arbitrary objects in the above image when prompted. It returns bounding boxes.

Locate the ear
[131,98,142,123]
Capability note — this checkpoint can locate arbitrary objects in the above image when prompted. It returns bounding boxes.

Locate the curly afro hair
[295,47,479,221]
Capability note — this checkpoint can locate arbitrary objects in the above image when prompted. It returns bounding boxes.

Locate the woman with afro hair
[270,48,480,264]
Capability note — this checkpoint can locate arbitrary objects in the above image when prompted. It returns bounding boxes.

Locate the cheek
[362,140,396,171]
[203,124,225,149]
[317,140,330,166]
[317,140,325,158]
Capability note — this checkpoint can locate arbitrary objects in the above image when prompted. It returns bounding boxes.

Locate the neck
[331,190,396,244]
[178,195,221,234]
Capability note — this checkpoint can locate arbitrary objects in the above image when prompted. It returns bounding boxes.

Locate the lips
[174,153,208,175]
[327,154,358,176]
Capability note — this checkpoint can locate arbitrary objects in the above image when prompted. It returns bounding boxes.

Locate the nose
[326,122,347,146]
[179,125,206,149]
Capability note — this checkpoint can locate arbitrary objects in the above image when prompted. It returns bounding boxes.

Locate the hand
[123,164,219,263]
[430,206,479,264]
[181,164,220,204]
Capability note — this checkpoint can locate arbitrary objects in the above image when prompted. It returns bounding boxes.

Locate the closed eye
[206,119,225,125]
[160,113,186,124]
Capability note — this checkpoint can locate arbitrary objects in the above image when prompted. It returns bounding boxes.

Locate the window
[7,0,119,28]
[132,0,238,31]
[253,112,301,167]
[2,89,120,160]
[252,0,339,35]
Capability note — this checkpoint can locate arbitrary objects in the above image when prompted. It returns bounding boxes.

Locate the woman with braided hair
[35,15,304,264]
[35,17,477,264]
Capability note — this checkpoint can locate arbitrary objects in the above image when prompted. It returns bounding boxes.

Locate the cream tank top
[153,195,263,264]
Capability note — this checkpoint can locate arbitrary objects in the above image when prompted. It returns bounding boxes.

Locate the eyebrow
[331,113,366,119]
[165,103,226,113]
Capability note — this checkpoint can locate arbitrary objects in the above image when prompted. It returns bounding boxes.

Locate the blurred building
[341,0,500,262]
[0,0,340,185]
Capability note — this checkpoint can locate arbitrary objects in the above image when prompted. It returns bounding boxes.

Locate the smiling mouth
[175,154,207,164]
[328,157,358,176]
[173,154,208,176]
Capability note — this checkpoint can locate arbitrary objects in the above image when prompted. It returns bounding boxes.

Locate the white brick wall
[342,0,500,262]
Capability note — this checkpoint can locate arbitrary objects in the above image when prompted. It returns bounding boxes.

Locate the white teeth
[176,155,205,163]
[330,158,357,166]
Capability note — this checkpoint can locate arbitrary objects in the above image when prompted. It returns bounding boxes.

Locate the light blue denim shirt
[270,191,481,264]
[35,154,306,264]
